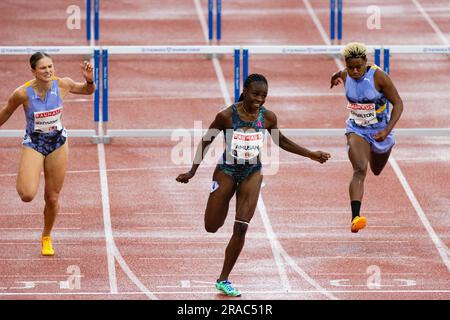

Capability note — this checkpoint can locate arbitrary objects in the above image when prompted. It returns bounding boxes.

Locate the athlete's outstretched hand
[309,151,331,164]
[80,61,94,83]
[330,71,343,88]
[176,171,195,184]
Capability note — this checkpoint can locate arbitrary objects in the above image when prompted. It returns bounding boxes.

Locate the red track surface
[0,0,449,300]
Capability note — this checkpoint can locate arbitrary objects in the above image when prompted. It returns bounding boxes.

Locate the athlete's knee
[205,219,224,233]
[44,192,60,206]
[353,162,368,178]
[372,168,382,176]
[205,224,218,233]
[371,163,386,176]
[18,192,35,203]
[16,187,36,202]
[370,159,388,176]
[233,220,249,237]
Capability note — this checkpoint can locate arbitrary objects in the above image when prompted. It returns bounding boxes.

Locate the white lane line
[302,0,331,45]
[411,3,450,268]
[412,0,449,45]
[303,0,450,273]
[97,143,118,294]
[389,157,450,272]
[193,0,209,41]
[259,190,337,300]
[112,244,158,300]
[302,0,344,70]
[88,14,158,300]
[97,139,158,299]
[257,194,293,293]
[194,0,231,106]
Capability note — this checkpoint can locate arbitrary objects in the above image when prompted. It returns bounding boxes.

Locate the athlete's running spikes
[215,280,241,297]
[351,216,367,233]
[41,236,55,256]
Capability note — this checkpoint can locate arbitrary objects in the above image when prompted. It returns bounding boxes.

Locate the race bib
[34,107,63,133]
[347,102,378,126]
[230,131,264,160]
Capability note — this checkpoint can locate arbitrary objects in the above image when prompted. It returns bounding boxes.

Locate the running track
[0,0,449,300]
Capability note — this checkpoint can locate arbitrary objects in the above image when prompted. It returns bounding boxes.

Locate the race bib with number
[34,107,63,133]
[230,131,264,160]
[347,102,378,126]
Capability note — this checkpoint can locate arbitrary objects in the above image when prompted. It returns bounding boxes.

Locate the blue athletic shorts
[22,128,67,156]
[218,162,262,184]
[346,120,394,154]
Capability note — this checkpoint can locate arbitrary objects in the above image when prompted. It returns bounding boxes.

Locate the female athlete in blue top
[0,52,96,256]
[176,74,331,297]
[330,43,404,233]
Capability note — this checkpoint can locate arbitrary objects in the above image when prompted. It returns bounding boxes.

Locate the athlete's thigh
[16,146,44,196]
[346,133,371,169]
[235,170,263,222]
[370,147,392,175]
[43,142,68,194]
[204,166,237,228]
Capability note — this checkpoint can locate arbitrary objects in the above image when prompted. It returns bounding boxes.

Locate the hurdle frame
[101,45,239,140]
[1,45,450,141]
[208,0,222,44]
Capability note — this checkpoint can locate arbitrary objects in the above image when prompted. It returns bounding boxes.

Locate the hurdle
[330,0,343,44]
[208,0,222,45]
[241,45,374,83]
[241,44,450,136]
[86,0,100,42]
[101,45,239,139]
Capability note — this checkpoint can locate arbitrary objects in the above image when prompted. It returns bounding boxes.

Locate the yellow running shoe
[41,236,55,256]
[351,216,367,233]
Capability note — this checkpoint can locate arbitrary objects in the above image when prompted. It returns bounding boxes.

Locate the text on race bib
[346,102,378,126]
[34,107,63,133]
[230,131,264,160]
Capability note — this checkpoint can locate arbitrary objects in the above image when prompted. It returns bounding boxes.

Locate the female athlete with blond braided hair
[330,42,404,233]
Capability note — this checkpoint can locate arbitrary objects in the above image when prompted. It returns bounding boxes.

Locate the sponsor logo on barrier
[423,47,450,53]
[281,47,341,54]
[0,47,62,54]
[141,47,202,54]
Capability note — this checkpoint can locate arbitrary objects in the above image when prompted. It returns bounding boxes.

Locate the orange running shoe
[41,236,55,256]
[351,216,367,233]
